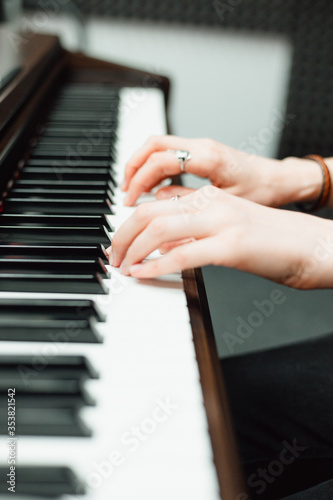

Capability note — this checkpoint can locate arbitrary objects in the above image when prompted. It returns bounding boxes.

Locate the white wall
[21,13,292,161]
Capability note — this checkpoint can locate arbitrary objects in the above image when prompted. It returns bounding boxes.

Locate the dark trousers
[221,332,333,499]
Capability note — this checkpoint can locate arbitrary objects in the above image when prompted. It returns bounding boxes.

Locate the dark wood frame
[0,32,247,500]
[183,268,247,499]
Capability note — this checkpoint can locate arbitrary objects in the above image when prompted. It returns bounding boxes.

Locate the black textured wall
[23,0,333,159]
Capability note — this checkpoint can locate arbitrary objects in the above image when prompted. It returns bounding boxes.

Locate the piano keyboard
[0,83,221,499]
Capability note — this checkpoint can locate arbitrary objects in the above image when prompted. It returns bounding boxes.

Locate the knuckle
[131,176,148,192]
[147,152,161,166]
[148,259,160,274]
[202,137,216,148]
[202,138,221,166]
[173,248,187,268]
[125,246,136,263]
[146,135,159,148]
[148,217,166,236]
[134,202,152,221]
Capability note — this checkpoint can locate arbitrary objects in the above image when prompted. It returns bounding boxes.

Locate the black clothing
[222,332,333,499]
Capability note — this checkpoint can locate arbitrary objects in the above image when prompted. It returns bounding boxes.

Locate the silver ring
[167,149,192,173]
[170,195,181,201]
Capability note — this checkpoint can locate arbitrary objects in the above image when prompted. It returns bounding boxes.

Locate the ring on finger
[167,149,192,173]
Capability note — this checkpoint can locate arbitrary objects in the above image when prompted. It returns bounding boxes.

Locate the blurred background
[2,0,333,358]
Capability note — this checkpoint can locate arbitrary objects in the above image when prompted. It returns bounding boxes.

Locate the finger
[128,238,216,278]
[122,135,191,191]
[123,213,207,271]
[155,185,195,200]
[159,238,195,254]
[124,152,184,206]
[111,200,184,267]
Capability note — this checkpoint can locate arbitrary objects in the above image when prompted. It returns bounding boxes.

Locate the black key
[53,97,117,103]
[0,298,106,322]
[40,127,117,137]
[57,92,118,100]
[0,409,91,437]
[36,139,112,149]
[54,94,118,102]
[0,317,102,343]
[0,272,109,294]
[53,106,116,112]
[33,142,111,152]
[55,93,117,100]
[48,110,118,119]
[0,225,111,245]
[21,167,115,182]
[3,197,113,215]
[29,148,114,161]
[56,92,118,99]
[50,112,113,120]
[0,213,114,231]
[0,353,99,380]
[0,379,95,408]
[42,128,116,139]
[55,99,118,107]
[0,258,110,278]
[54,97,118,105]
[59,84,119,94]
[0,466,86,496]
[26,159,112,168]
[0,244,109,262]
[46,120,118,129]
[14,178,115,194]
[9,188,113,202]
[52,105,117,112]
[53,105,118,115]
[29,149,113,160]
[56,89,119,98]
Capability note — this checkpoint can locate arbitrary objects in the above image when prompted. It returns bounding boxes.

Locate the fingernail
[108,249,113,266]
[124,194,131,206]
[120,260,130,275]
[129,264,144,275]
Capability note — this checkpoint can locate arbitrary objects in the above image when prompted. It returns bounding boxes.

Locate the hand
[121,135,323,208]
[110,186,333,289]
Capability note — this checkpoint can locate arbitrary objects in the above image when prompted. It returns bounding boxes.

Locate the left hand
[109,186,333,289]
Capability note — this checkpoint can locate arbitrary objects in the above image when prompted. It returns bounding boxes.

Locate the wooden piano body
[0,32,245,499]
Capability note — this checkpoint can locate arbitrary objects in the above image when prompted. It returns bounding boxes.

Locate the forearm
[235,205,333,290]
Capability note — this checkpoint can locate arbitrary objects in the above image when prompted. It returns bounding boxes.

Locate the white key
[0,88,220,500]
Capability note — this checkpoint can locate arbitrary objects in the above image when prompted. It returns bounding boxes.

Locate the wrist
[274,156,323,206]
[297,217,333,289]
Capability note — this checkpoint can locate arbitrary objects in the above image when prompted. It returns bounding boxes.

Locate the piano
[0,32,245,499]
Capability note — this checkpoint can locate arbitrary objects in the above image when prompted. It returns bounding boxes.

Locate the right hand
[111,185,333,290]
[121,135,291,207]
